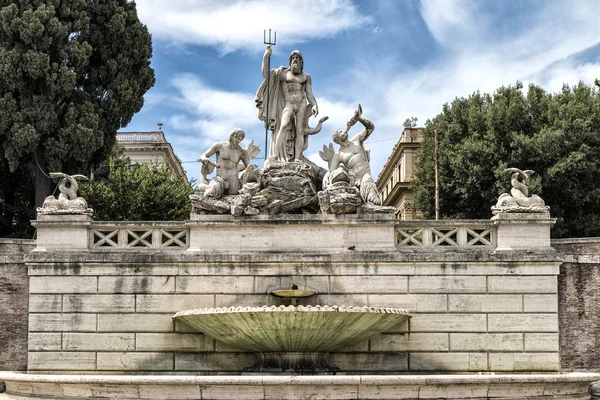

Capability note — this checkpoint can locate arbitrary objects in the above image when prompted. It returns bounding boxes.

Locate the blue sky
[123,0,600,184]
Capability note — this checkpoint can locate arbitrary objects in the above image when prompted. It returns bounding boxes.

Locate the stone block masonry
[28,252,559,373]
[23,214,562,374]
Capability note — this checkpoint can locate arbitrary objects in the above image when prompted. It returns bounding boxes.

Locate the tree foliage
[403,116,418,129]
[79,150,194,221]
[413,81,600,238]
[0,0,155,236]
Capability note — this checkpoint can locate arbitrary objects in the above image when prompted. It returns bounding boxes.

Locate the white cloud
[419,0,483,49]
[141,1,600,182]
[337,0,600,176]
[135,0,372,54]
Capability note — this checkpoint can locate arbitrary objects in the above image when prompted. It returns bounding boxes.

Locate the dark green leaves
[413,81,600,238]
[0,0,155,237]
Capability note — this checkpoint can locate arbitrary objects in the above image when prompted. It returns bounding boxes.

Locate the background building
[116,123,188,184]
[376,127,423,219]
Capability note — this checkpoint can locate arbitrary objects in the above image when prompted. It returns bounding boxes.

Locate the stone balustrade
[32,213,555,253]
[116,131,166,143]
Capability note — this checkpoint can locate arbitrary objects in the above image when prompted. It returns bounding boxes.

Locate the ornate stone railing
[395,220,496,249]
[89,222,189,249]
[116,131,166,143]
[31,214,555,252]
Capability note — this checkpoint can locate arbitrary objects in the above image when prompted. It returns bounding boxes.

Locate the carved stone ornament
[492,168,549,215]
[37,173,94,216]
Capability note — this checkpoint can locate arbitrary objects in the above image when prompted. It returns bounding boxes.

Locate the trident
[263,29,276,160]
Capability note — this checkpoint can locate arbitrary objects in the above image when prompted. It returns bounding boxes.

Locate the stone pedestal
[187,214,397,252]
[31,214,92,252]
[492,213,556,252]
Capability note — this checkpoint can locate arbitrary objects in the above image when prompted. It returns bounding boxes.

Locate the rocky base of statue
[191,162,325,216]
[190,192,260,217]
[492,193,550,215]
[318,182,362,214]
[318,182,396,215]
[257,162,320,214]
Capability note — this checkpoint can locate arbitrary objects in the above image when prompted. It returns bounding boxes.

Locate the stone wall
[552,237,600,372]
[24,215,562,374]
[0,239,34,371]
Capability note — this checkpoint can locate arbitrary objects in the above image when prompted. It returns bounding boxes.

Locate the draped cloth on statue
[255,67,314,163]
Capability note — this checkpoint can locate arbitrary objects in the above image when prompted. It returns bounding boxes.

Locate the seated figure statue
[320,104,382,206]
[197,128,259,199]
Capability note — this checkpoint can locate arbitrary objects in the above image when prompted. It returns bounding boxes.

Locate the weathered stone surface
[409,276,487,293]
[409,352,486,371]
[258,163,319,213]
[97,314,174,333]
[28,333,61,351]
[524,333,559,352]
[62,295,135,313]
[96,352,174,371]
[488,276,557,293]
[28,352,96,370]
[62,333,135,351]
[318,183,361,214]
[29,314,97,332]
[448,294,522,312]
[487,314,558,332]
[489,352,559,371]
[553,238,600,372]
[136,333,213,352]
[30,276,97,294]
[370,333,449,352]
[173,305,410,353]
[1,372,598,399]
[449,333,523,351]
[410,314,487,332]
[0,239,33,371]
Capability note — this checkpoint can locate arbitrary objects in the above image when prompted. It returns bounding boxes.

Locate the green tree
[413,81,600,238]
[79,149,194,221]
[0,0,155,237]
[403,116,418,129]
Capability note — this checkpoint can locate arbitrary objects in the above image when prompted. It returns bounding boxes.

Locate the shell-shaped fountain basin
[173,305,410,353]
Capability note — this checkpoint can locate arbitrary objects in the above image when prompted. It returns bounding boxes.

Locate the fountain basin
[173,305,410,353]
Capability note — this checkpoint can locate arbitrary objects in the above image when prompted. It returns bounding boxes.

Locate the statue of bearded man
[255,46,320,165]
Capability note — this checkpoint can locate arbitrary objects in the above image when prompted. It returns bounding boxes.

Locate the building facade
[116,124,188,184]
[376,128,423,220]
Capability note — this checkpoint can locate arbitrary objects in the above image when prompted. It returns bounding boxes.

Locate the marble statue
[256,46,327,165]
[492,168,549,214]
[320,104,382,206]
[197,128,260,198]
[37,173,93,216]
[191,128,262,216]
